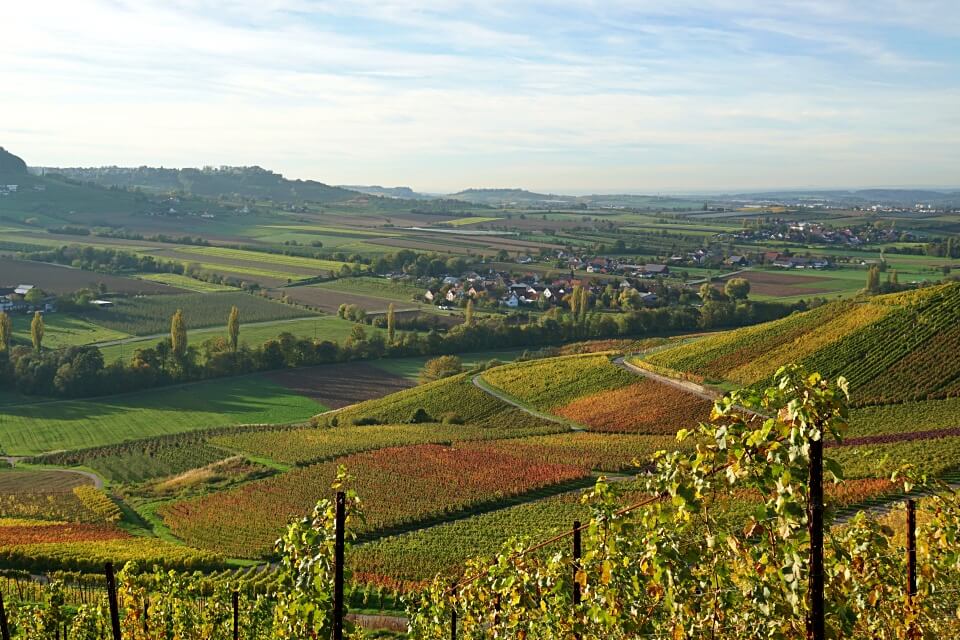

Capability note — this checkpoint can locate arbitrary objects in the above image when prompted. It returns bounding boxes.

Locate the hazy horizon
[3,1,959,192]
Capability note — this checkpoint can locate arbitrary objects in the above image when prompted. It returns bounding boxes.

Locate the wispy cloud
[0,0,957,191]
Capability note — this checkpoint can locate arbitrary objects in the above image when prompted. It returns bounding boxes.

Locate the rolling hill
[638,282,960,405]
[33,164,362,205]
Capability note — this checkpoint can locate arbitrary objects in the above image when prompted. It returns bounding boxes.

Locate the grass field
[10,313,130,349]
[311,276,423,303]
[136,273,237,292]
[441,216,503,226]
[77,291,317,336]
[97,315,370,362]
[175,246,360,273]
[0,376,325,455]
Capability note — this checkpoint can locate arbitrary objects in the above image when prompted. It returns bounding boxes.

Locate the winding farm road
[470,374,586,431]
[612,356,718,402]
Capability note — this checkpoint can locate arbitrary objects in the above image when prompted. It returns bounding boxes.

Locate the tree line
[0,296,810,399]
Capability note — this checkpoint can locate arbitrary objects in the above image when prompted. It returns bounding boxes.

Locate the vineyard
[552,378,714,433]
[316,372,565,431]
[80,442,230,483]
[643,282,960,404]
[212,421,564,466]
[349,493,588,587]
[158,443,592,558]
[479,353,637,410]
[77,290,316,335]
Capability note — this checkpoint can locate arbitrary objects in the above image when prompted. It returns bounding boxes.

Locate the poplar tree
[0,312,11,352]
[386,303,396,344]
[227,305,240,353]
[579,286,590,321]
[569,285,581,317]
[465,299,474,327]
[171,309,187,359]
[31,311,44,352]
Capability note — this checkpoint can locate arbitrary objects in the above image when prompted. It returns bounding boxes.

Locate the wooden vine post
[105,562,122,640]
[572,520,582,639]
[333,491,346,640]
[907,499,917,598]
[807,433,825,640]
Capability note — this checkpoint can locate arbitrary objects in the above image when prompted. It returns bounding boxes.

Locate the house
[724,256,748,267]
[639,291,658,305]
[424,289,437,301]
[442,276,461,286]
[14,284,34,296]
[502,293,520,308]
[642,264,670,277]
[0,296,12,312]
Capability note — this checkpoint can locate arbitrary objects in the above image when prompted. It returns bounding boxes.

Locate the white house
[502,293,520,308]
[14,284,34,296]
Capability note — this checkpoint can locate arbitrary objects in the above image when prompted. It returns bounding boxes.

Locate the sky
[1,1,959,193]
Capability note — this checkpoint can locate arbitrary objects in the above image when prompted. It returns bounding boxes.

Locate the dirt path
[471,375,586,431]
[612,356,718,402]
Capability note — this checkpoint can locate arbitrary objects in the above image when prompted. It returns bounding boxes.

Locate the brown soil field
[278,286,410,313]
[0,257,185,295]
[0,470,93,493]
[716,270,834,296]
[265,362,414,408]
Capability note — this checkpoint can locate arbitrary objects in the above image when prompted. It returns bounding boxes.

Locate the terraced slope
[641,283,960,405]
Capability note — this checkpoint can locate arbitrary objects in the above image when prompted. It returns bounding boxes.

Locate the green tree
[170,308,187,359]
[0,312,10,352]
[419,355,463,384]
[30,311,44,352]
[866,265,881,292]
[579,286,589,321]
[386,303,396,344]
[465,299,474,327]
[227,305,240,353]
[569,285,581,317]
[24,288,44,305]
[724,277,751,300]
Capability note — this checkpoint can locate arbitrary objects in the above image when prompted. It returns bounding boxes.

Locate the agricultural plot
[9,313,129,349]
[80,442,231,484]
[480,353,636,411]
[642,283,960,404]
[0,538,223,573]
[175,246,360,274]
[311,276,423,303]
[281,285,417,314]
[137,272,237,292]
[159,443,591,558]
[0,470,117,523]
[263,361,413,408]
[0,257,182,294]
[212,421,566,467]
[350,494,587,587]
[98,315,363,363]
[462,432,690,472]
[77,291,316,336]
[0,375,325,455]
[848,397,960,437]
[552,379,714,434]
[830,435,960,479]
[320,373,563,432]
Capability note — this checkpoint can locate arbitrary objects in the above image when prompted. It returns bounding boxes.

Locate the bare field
[280,286,415,313]
[265,361,414,408]
[0,257,185,295]
[717,270,835,296]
